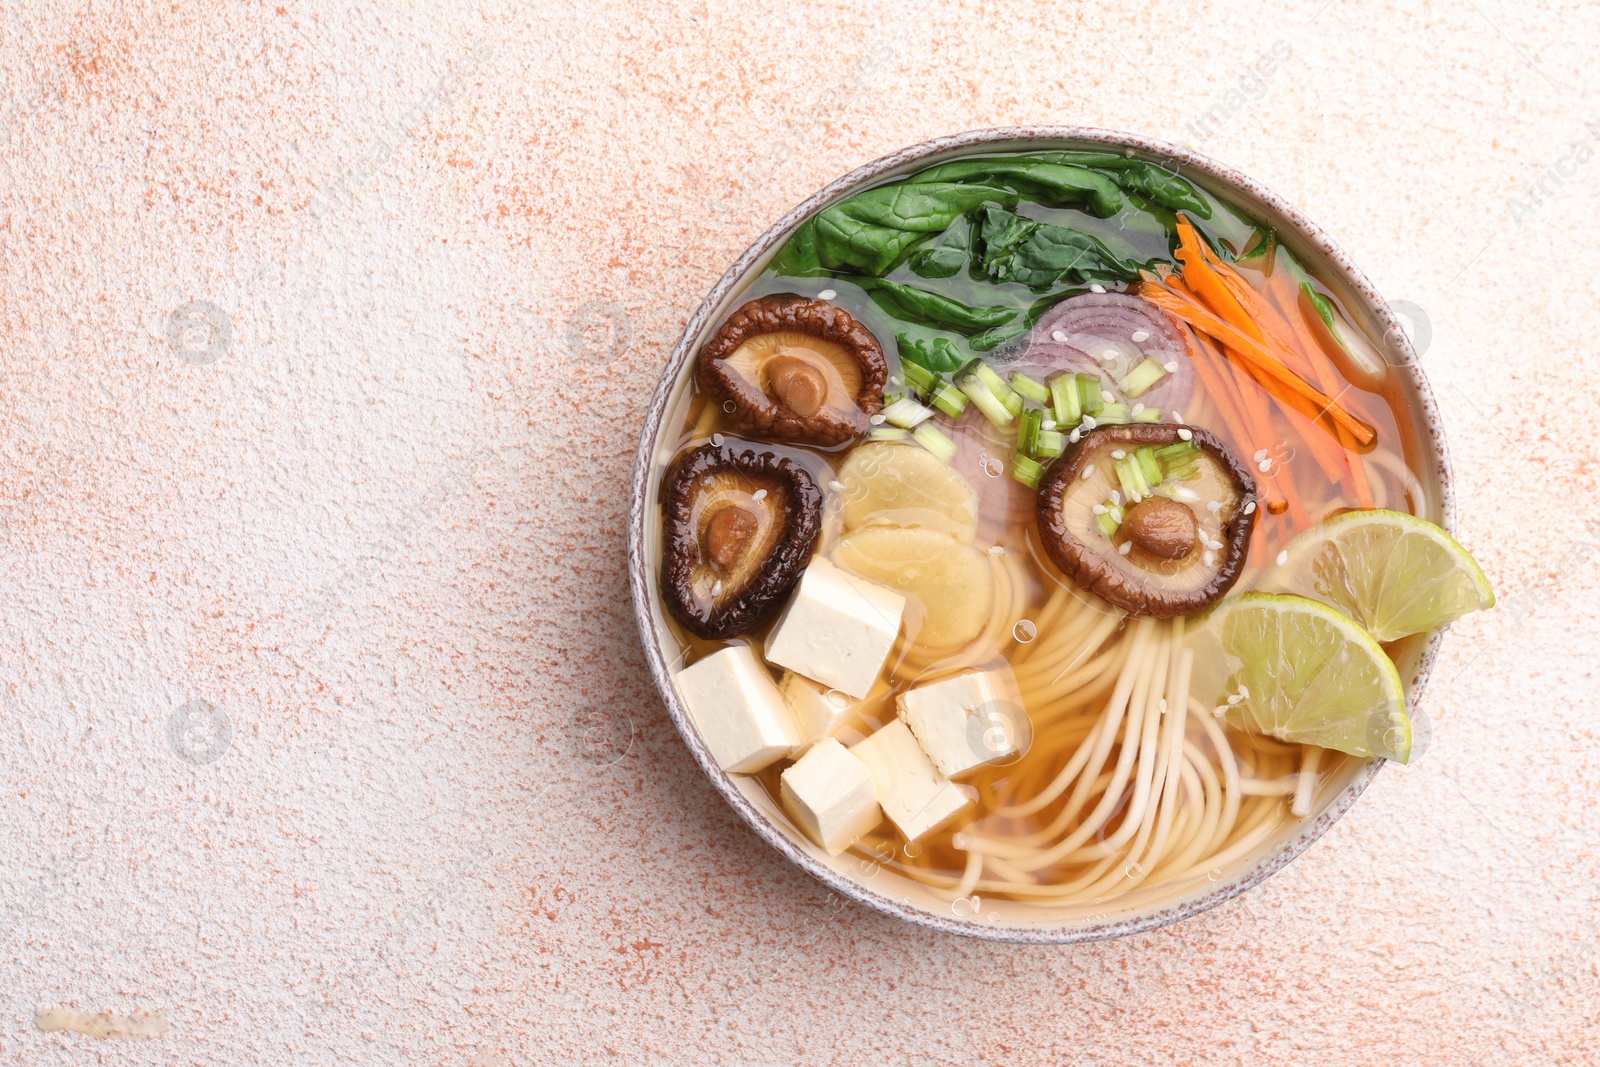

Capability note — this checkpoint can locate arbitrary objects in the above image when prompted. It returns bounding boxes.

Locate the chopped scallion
[1097,402,1132,425]
[1034,430,1067,459]
[1011,454,1043,489]
[1010,372,1051,405]
[901,360,936,397]
[1118,357,1170,399]
[930,383,969,419]
[1136,446,1163,488]
[882,396,935,429]
[868,426,912,442]
[1018,408,1043,457]
[1049,373,1081,425]
[1133,406,1163,423]
[1095,511,1120,539]
[1077,374,1105,416]
[956,372,1015,426]
[912,422,958,463]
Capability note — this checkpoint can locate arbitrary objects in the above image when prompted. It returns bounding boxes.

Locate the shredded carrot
[1174,217,1264,343]
[1166,273,1307,528]
[1198,256,1361,498]
[1138,272,1377,448]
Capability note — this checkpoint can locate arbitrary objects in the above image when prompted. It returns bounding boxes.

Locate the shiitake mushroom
[1035,425,1258,617]
[698,294,888,445]
[660,443,823,639]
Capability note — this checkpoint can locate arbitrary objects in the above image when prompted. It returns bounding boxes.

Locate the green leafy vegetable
[907,244,966,279]
[908,159,1123,217]
[896,333,968,374]
[776,182,1018,276]
[969,322,1026,352]
[1026,151,1212,218]
[860,277,1017,332]
[973,206,1144,289]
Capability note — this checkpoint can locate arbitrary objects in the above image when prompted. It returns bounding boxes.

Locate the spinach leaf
[974,206,1144,289]
[907,160,1122,217]
[907,244,965,279]
[859,277,1017,333]
[968,322,1027,352]
[1025,151,1211,219]
[805,182,1017,275]
[771,218,823,276]
[896,332,969,374]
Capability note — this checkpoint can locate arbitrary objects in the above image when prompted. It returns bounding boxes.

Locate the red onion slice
[1002,292,1195,414]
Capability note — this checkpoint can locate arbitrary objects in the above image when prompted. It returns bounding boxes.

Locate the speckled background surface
[1,2,1596,1064]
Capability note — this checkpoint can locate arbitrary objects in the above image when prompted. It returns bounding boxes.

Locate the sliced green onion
[1011,454,1043,489]
[1116,456,1148,502]
[869,426,912,442]
[1018,408,1043,457]
[1034,430,1067,459]
[956,372,1015,426]
[929,383,969,419]
[882,396,936,429]
[1095,511,1120,539]
[1155,441,1199,462]
[1077,374,1105,416]
[1049,373,1081,426]
[1118,357,1170,399]
[912,422,958,463]
[1096,402,1131,425]
[1133,406,1163,423]
[1010,372,1051,405]
[901,360,937,397]
[967,360,1017,405]
[1136,446,1163,488]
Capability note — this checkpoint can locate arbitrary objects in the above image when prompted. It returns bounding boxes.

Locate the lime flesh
[1204,593,1412,762]
[1272,509,1494,642]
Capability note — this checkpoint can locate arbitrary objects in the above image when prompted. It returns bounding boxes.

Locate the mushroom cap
[1035,424,1258,617]
[660,443,823,639]
[698,294,888,445]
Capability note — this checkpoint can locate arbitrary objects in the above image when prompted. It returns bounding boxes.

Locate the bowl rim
[626,125,1453,944]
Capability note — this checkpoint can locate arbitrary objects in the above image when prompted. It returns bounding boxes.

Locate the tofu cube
[674,645,800,773]
[850,720,971,842]
[897,669,1021,778]
[780,738,883,855]
[764,557,905,700]
[780,671,871,752]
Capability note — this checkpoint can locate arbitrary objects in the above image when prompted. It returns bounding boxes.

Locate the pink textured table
[2,3,1595,1064]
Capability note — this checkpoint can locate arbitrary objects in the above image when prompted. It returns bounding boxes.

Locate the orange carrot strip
[1138,274,1377,448]
[1175,217,1265,343]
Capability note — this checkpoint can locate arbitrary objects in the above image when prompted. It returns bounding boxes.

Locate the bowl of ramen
[628,127,1493,942]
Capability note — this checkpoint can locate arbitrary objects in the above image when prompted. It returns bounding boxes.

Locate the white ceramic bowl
[628,127,1451,942]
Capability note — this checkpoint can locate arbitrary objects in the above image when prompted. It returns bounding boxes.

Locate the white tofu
[897,669,1021,778]
[780,738,883,855]
[780,671,871,752]
[850,720,971,842]
[673,645,800,773]
[764,557,905,700]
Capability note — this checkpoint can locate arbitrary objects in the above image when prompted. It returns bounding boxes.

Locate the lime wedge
[1270,509,1494,642]
[1197,593,1412,762]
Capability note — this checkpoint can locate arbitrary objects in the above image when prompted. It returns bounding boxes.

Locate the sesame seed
[1081,464,1096,480]
[829,480,845,491]
[870,414,887,425]
[1203,552,1217,566]
[1102,349,1119,361]
[1258,459,1273,472]
[1131,403,1145,415]
[1052,330,1068,343]
[1177,428,1193,441]
[1276,549,1289,566]
[1118,541,1133,555]
[1130,330,1150,343]
[1237,685,1250,698]
[1171,410,1184,423]
[1091,284,1107,294]
[818,288,837,300]
[1163,361,1179,373]
[1243,500,1257,514]
[1227,693,1242,705]
[1253,449,1268,462]
[1042,419,1056,430]
[1093,504,1108,515]
[1110,490,1122,505]
[1082,416,1097,429]
[988,545,1005,556]
[1069,429,1081,443]
[752,489,767,501]
[712,433,725,446]
[712,580,724,596]
[1112,449,1127,460]
[1207,500,1223,512]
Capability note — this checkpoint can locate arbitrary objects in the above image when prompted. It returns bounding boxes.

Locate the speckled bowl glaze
[628,127,1452,943]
